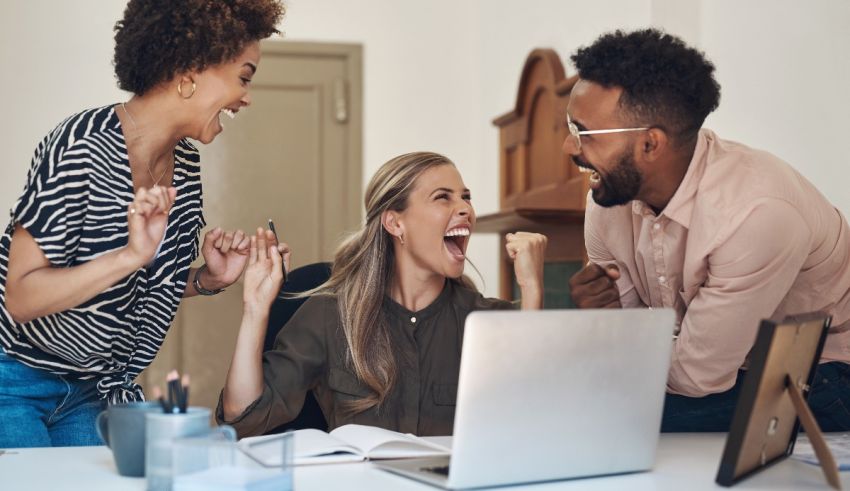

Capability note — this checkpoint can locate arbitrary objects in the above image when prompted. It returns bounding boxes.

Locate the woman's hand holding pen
[224,227,289,420]
[243,228,291,318]
[125,186,177,267]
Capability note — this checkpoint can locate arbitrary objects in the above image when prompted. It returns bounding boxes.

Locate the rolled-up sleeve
[216,296,330,437]
[668,199,812,396]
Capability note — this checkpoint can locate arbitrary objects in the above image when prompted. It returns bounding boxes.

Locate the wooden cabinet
[477,49,589,306]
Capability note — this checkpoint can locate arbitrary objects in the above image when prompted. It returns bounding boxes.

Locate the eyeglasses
[566,113,649,152]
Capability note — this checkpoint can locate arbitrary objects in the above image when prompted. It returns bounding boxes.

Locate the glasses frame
[566,113,649,152]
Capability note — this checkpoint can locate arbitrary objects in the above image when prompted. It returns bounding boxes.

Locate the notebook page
[239,429,364,466]
[329,424,451,459]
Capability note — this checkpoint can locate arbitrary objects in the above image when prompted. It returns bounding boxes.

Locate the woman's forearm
[222,309,268,421]
[5,247,142,323]
[520,284,543,310]
[182,266,229,298]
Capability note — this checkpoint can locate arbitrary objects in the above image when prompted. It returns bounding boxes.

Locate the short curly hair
[113,0,284,95]
[571,28,721,143]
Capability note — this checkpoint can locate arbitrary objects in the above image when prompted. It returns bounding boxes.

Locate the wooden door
[140,41,363,412]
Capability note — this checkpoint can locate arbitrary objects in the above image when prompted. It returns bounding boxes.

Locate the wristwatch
[193,264,224,296]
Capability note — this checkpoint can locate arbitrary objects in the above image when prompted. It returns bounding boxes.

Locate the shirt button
[410,316,417,323]
[653,223,661,230]
[658,276,666,283]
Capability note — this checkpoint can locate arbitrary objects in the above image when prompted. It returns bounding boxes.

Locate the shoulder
[297,294,341,321]
[37,106,121,164]
[50,105,119,146]
[692,130,827,231]
[696,130,814,208]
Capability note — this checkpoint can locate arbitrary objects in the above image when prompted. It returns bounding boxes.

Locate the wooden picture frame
[716,313,838,488]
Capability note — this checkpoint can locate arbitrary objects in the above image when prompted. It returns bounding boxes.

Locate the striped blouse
[0,105,205,403]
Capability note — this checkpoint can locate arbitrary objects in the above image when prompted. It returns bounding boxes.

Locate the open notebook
[239,424,451,466]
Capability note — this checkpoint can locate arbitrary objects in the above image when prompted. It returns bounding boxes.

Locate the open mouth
[218,108,237,128]
[574,161,601,185]
[443,226,470,261]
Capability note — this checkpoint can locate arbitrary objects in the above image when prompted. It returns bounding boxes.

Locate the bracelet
[193,264,224,296]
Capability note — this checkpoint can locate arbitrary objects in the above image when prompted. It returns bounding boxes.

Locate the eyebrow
[243,62,257,75]
[430,187,471,196]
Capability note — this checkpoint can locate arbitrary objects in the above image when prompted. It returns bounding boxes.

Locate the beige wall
[2,0,848,298]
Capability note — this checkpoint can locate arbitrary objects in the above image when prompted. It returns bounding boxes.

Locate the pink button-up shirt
[585,129,850,397]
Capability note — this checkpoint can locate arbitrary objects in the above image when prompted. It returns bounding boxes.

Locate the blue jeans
[662,362,850,432]
[0,349,105,447]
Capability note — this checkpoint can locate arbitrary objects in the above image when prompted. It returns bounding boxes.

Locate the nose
[457,199,473,218]
[241,91,252,107]
[562,134,580,157]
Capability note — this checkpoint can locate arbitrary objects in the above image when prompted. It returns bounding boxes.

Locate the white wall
[2,1,848,297]
[698,0,850,214]
[281,0,651,293]
[650,0,850,214]
[0,0,128,212]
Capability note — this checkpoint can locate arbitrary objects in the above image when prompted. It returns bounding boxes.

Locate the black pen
[152,386,172,414]
[268,218,287,283]
[167,370,180,414]
[180,374,190,413]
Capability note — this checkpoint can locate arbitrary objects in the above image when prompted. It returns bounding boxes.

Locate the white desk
[1,434,844,491]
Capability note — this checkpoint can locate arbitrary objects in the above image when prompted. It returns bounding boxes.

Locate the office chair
[263,261,332,434]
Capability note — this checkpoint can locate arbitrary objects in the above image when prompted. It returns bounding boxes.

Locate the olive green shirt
[216,281,513,437]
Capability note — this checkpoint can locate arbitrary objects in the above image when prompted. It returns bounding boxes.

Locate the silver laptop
[376,308,675,489]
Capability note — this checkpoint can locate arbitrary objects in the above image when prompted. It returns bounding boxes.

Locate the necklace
[121,102,171,188]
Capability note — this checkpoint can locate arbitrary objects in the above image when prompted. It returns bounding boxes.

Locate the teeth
[220,108,236,119]
[444,227,470,237]
[577,166,601,184]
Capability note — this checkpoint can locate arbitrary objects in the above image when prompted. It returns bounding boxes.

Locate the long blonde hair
[309,151,456,413]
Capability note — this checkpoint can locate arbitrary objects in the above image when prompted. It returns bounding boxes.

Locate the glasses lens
[567,120,581,151]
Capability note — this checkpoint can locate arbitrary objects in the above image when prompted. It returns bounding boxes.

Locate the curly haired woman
[0,0,284,447]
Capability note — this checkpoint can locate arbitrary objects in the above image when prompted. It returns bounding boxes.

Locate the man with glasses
[566,28,850,432]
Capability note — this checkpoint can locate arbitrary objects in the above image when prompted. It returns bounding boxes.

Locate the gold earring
[177,79,196,99]
[399,233,405,245]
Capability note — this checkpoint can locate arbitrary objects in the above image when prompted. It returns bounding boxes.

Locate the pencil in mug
[152,386,172,414]
[180,374,190,413]
[267,219,287,283]
[166,370,181,414]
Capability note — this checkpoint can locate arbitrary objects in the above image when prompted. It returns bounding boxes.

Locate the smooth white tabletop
[1,434,845,491]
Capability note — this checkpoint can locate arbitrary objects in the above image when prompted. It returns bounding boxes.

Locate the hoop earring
[399,233,405,245]
[177,79,196,99]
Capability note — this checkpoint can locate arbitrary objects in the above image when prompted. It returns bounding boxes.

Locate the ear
[381,210,404,241]
[172,71,197,85]
[640,128,668,163]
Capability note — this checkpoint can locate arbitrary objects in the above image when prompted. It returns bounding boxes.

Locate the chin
[198,130,220,145]
[445,263,465,279]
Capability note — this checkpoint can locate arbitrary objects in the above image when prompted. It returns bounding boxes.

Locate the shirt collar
[632,128,712,229]
[383,280,454,324]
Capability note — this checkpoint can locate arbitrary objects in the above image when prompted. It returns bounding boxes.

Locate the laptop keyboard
[420,465,450,476]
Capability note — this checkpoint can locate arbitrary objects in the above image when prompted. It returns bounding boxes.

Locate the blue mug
[96,401,162,477]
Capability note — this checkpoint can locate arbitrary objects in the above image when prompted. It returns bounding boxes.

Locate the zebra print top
[0,105,205,403]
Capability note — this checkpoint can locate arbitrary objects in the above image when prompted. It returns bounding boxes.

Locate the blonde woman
[218,152,547,437]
